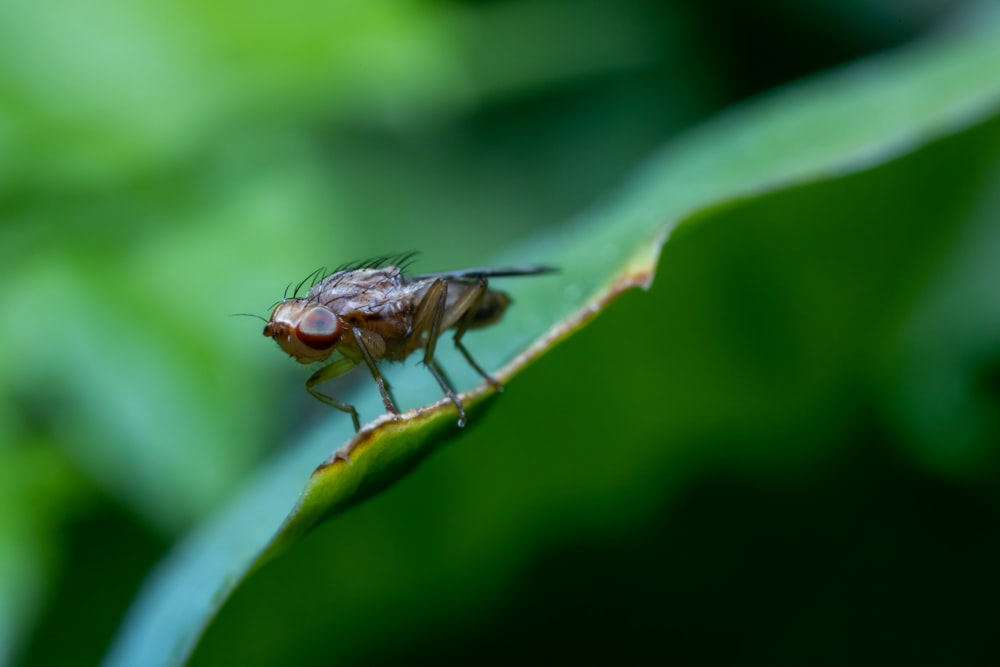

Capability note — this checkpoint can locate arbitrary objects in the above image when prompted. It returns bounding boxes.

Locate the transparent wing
[407,265,557,282]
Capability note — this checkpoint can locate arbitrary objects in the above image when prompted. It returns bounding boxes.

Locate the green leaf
[104,10,1000,667]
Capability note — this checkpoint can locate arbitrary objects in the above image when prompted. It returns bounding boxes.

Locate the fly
[262,254,555,431]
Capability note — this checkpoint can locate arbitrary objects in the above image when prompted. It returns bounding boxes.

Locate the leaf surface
[104,11,1000,666]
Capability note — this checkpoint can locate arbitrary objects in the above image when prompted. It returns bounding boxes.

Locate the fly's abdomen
[468,289,511,329]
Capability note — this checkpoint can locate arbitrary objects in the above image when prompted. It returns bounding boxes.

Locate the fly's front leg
[306,357,362,431]
[351,327,400,418]
[451,278,502,390]
[412,279,468,427]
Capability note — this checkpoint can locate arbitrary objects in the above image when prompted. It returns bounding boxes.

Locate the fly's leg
[426,359,466,427]
[351,326,400,418]
[451,278,502,390]
[412,279,468,427]
[306,357,362,431]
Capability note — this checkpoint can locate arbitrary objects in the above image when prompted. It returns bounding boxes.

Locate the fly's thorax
[263,299,343,363]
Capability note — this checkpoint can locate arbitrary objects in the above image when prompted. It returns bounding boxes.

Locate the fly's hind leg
[306,357,363,431]
[412,279,468,427]
[451,278,502,391]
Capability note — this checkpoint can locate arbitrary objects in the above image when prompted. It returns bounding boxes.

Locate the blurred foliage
[1,0,998,665]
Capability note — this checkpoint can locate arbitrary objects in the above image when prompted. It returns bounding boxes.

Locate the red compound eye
[296,307,342,350]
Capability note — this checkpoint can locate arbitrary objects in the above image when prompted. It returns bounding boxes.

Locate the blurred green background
[2,0,999,665]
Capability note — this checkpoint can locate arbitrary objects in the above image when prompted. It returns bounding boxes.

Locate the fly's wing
[403,265,555,332]
[407,265,557,282]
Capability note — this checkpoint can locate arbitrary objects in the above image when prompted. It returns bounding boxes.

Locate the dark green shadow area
[187,104,1000,666]
[401,442,1000,667]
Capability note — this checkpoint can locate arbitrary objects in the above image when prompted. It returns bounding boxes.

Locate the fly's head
[264,299,342,364]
